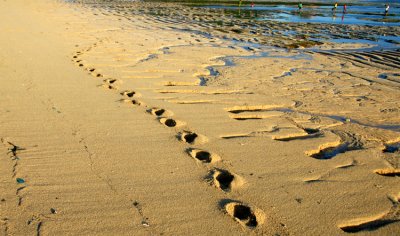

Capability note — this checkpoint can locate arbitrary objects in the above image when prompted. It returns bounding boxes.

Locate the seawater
[203,1,400,27]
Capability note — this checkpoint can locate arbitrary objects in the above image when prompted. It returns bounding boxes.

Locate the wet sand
[0,0,399,235]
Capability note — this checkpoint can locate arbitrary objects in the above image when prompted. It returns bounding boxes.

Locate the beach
[0,0,399,235]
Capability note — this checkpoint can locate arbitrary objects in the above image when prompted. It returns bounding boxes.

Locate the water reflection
[205,3,400,26]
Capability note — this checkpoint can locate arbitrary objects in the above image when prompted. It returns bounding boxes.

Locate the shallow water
[205,3,400,27]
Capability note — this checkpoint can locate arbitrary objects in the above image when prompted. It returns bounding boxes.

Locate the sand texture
[0,0,399,235]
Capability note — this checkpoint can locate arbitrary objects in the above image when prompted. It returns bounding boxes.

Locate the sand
[0,0,399,235]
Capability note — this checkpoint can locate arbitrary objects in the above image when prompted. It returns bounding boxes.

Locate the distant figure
[385,4,390,16]
[343,4,347,13]
[332,2,338,12]
[298,2,303,11]
[251,2,255,8]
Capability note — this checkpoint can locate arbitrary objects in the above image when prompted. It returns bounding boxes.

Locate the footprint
[178,131,208,145]
[100,84,118,90]
[104,79,120,85]
[159,118,185,128]
[210,169,244,192]
[120,99,144,106]
[94,73,103,78]
[147,108,173,117]
[187,148,221,163]
[121,90,141,98]
[223,201,265,229]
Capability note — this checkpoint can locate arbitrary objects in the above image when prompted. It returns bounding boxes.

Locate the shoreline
[75,0,400,50]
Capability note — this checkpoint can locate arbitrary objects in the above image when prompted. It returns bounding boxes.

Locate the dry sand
[0,0,399,235]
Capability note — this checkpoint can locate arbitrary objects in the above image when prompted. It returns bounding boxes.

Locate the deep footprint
[224,202,265,229]
[188,149,220,163]
[120,99,142,106]
[195,151,211,162]
[105,79,117,84]
[165,119,176,127]
[160,118,184,128]
[101,84,117,90]
[148,108,173,117]
[155,109,166,116]
[183,132,198,143]
[121,91,136,98]
[179,131,208,145]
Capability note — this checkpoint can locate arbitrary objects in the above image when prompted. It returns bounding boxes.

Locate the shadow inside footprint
[160,118,183,128]
[105,79,117,84]
[223,201,264,229]
[148,108,171,117]
[195,151,211,163]
[120,99,141,106]
[211,169,243,191]
[101,84,116,90]
[155,109,165,116]
[216,170,234,190]
[130,100,140,105]
[165,119,176,127]
[233,205,258,227]
[187,148,220,163]
[184,133,198,143]
[179,131,207,145]
[122,91,136,97]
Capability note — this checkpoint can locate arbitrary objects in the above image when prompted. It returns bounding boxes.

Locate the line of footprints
[72,45,266,230]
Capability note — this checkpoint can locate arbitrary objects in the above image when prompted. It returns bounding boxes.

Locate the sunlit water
[205,1,400,26]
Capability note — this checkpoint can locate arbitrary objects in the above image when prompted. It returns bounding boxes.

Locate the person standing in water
[385,4,390,16]
[298,2,303,11]
[343,4,347,14]
[332,2,338,12]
